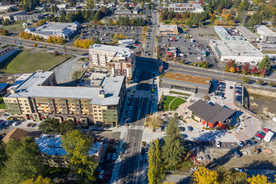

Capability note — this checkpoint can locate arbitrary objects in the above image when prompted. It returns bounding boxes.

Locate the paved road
[118,129,143,184]
[0,35,88,56]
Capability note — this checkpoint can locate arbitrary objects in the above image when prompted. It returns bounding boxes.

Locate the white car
[12,122,18,127]
[237,141,244,147]
[99,170,104,179]
[216,141,221,148]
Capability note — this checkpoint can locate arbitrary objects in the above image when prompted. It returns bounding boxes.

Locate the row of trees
[192,166,274,184]
[74,38,101,48]
[38,118,76,135]
[0,29,8,36]
[160,10,210,27]
[148,114,186,184]
[105,17,147,26]
[45,8,110,24]
[19,31,65,44]
[223,56,271,76]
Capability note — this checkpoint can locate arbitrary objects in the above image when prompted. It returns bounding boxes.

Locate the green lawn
[2,21,25,32]
[0,50,70,74]
[162,96,186,111]
[0,97,6,109]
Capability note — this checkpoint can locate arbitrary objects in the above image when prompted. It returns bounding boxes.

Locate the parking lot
[79,26,143,44]
[158,27,220,69]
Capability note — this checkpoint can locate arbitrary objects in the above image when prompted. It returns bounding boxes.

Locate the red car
[255,133,264,140]
[263,128,271,132]
[27,123,32,127]
[105,171,111,181]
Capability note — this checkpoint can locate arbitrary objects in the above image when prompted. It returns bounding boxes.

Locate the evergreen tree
[162,114,186,170]
[258,55,271,71]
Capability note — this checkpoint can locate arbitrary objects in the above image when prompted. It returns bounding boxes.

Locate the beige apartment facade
[89,44,135,81]
[4,71,126,126]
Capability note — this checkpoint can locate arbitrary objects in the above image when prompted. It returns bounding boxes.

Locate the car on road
[216,141,221,148]
[232,149,242,157]
[12,122,19,127]
[112,153,116,160]
[237,141,244,147]
[105,171,111,181]
[106,153,111,160]
[99,170,104,179]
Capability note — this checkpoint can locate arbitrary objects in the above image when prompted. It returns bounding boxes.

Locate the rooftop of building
[256,25,276,36]
[167,3,204,12]
[89,44,133,57]
[6,71,124,106]
[159,24,178,30]
[35,134,102,156]
[236,26,259,39]
[163,72,211,86]
[187,100,235,124]
[2,128,29,144]
[210,40,265,57]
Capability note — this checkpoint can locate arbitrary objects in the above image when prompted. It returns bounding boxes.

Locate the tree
[229,67,236,73]
[192,167,219,184]
[242,77,251,84]
[60,120,76,135]
[148,139,165,184]
[61,130,97,182]
[2,19,10,26]
[258,56,271,71]
[257,79,264,85]
[38,118,60,134]
[21,176,52,184]
[248,174,268,184]
[216,166,248,184]
[269,81,276,87]
[33,43,37,47]
[186,19,193,27]
[86,0,94,9]
[1,137,43,184]
[162,114,186,170]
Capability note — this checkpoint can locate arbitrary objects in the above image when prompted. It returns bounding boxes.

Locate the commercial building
[0,5,17,12]
[256,25,276,43]
[35,134,103,167]
[166,3,204,13]
[0,10,26,21]
[13,13,45,21]
[2,128,29,144]
[0,83,9,96]
[0,46,18,64]
[187,100,235,129]
[159,24,178,35]
[214,26,244,41]
[236,26,259,42]
[89,44,135,81]
[161,72,211,94]
[118,39,135,46]
[4,70,126,126]
[24,21,80,39]
[209,40,265,65]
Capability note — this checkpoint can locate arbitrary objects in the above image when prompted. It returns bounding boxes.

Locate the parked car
[104,171,111,181]
[255,133,264,140]
[246,140,252,145]
[257,131,266,136]
[106,153,111,160]
[99,170,104,179]
[12,122,18,127]
[216,141,221,148]
[27,123,32,127]
[237,141,244,147]
[263,128,271,132]
[112,153,116,160]
[232,149,242,157]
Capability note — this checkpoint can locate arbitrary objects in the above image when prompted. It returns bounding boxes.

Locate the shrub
[269,81,276,87]
[257,79,264,85]
[33,43,37,47]
[242,77,251,84]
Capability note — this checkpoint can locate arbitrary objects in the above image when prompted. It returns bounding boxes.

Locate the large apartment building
[4,71,126,126]
[88,44,135,81]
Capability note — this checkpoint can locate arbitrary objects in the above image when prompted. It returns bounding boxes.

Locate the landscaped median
[162,96,186,111]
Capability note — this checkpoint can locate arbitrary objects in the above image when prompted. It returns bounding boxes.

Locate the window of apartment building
[94,110,97,112]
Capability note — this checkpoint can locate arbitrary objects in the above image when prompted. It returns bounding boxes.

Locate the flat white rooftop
[35,134,102,156]
[210,40,264,57]
[160,24,178,30]
[89,44,133,57]
[256,25,276,37]
[6,71,124,106]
